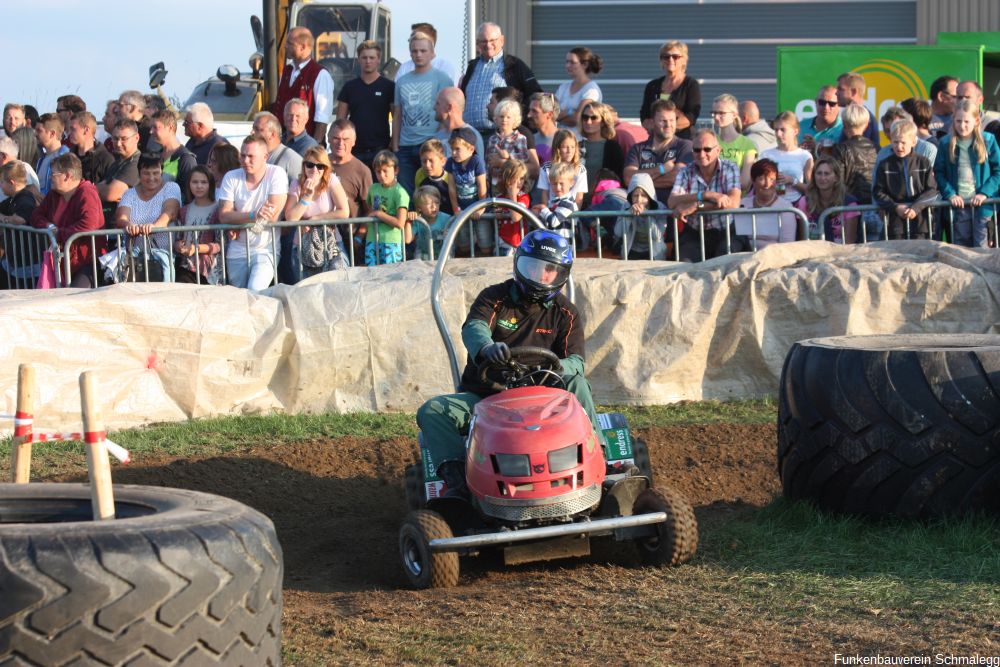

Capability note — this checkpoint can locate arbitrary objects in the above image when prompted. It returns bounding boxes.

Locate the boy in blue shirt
[445,127,488,254]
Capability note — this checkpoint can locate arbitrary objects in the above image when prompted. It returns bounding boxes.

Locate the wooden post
[79,371,115,520]
[11,364,35,483]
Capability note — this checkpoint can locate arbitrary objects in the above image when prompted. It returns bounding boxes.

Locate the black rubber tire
[0,483,283,665]
[632,438,654,484]
[633,486,698,566]
[404,463,425,511]
[778,334,1000,518]
[399,510,460,589]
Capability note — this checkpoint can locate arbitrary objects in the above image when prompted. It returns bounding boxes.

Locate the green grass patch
[697,498,1000,617]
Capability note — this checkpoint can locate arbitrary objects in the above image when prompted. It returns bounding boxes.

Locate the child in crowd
[533,160,579,239]
[493,159,531,255]
[415,138,452,215]
[173,165,221,283]
[874,119,938,240]
[365,150,410,265]
[580,167,624,250]
[613,172,669,260]
[486,99,538,195]
[761,111,812,204]
[445,127,488,254]
[536,130,588,208]
[933,100,1000,247]
[407,185,452,260]
[713,93,757,190]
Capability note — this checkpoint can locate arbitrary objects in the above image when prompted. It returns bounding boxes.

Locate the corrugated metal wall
[917,0,1000,44]
[481,0,533,62]
[527,0,916,121]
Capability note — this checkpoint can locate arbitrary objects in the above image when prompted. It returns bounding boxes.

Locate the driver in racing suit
[416,229,600,498]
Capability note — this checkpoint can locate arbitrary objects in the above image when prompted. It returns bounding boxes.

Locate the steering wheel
[478,346,565,393]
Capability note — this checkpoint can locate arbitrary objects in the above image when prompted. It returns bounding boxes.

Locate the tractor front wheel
[632,486,698,567]
[399,510,460,589]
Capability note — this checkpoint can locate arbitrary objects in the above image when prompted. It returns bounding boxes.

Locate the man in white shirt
[217,136,289,292]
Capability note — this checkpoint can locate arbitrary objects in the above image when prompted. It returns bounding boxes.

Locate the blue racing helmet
[513,230,573,302]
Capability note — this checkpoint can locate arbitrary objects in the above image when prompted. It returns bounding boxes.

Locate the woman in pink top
[284,146,351,275]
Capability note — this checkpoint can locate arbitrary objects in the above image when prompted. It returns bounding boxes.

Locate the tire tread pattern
[778,336,1000,518]
[633,486,698,567]
[0,484,282,666]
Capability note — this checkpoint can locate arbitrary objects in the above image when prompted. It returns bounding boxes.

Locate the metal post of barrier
[11,364,35,483]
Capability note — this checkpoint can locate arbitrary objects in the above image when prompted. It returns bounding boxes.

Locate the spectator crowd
[2,21,1000,290]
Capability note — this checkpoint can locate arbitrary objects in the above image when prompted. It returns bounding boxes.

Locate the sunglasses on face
[303,161,328,170]
[581,114,600,121]
[815,99,839,108]
[660,54,684,61]
[692,146,717,153]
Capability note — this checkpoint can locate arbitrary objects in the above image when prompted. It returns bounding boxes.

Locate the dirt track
[48,424,995,664]
[45,424,784,661]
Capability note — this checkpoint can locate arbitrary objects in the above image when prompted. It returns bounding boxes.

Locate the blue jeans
[949,206,991,248]
[277,231,302,285]
[227,252,275,292]
[395,144,421,195]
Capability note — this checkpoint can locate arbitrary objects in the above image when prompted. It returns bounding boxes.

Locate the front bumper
[428,511,667,551]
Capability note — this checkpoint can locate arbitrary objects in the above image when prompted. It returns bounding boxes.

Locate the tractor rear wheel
[404,463,424,511]
[632,438,654,483]
[399,510,460,589]
[632,486,698,566]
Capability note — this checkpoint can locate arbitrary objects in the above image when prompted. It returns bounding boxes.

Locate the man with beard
[623,100,693,203]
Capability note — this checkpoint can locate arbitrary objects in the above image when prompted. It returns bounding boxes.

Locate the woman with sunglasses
[284,146,351,275]
[579,102,624,201]
[555,47,603,131]
[639,41,700,140]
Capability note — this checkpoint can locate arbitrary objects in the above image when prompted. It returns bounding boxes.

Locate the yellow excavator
[152,1,396,122]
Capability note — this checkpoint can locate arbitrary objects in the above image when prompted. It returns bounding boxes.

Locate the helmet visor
[516,256,569,288]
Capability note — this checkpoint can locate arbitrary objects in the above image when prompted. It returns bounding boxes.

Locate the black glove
[481,342,511,365]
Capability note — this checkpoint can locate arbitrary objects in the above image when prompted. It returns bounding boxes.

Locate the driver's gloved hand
[481,342,511,365]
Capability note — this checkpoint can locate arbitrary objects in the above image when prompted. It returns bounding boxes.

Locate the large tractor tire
[778,334,1000,518]
[0,483,283,665]
[399,510,459,589]
[632,486,698,566]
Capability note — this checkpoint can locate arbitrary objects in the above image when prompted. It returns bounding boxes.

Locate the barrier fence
[3,198,998,289]
[0,223,60,289]
[816,198,1000,245]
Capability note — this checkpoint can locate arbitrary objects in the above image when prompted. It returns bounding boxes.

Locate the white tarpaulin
[1,241,998,432]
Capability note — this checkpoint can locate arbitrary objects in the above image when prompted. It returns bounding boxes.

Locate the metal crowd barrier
[0,223,60,289]
[816,198,1000,246]
[61,216,437,288]
[566,207,809,262]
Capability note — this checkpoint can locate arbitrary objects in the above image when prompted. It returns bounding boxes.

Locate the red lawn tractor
[398,200,698,589]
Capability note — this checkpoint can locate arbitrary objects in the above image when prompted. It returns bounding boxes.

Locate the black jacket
[459,54,542,101]
[831,136,878,204]
[460,280,583,396]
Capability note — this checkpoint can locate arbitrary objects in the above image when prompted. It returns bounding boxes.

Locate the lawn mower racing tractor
[399,199,699,589]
